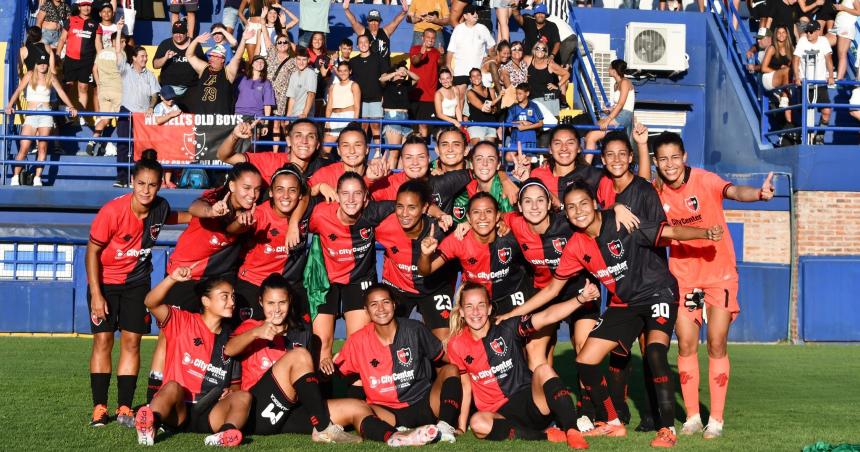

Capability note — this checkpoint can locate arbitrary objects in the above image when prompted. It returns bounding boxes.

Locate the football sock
[645,343,675,429]
[543,377,578,431]
[642,356,662,421]
[708,355,730,423]
[438,376,463,426]
[117,375,137,408]
[577,362,618,422]
[359,415,396,442]
[218,423,238,433]
[677,354,700,418]
[293,372,331,429]
[577,378,596,421]
[486,418,546,441]
[91,373,111,407]
[146,372,163,404]
[607,349,632,423]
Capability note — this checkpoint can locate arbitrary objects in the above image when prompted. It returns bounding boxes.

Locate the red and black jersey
[89,193,170,285]
[334,318,444,409]
[309,200,395,285]
[531,163,603,200]
[437,231,533,303]
[64,15,98,61]
[238,199,318,287]
[597,175,667,223]
[160,307,240,403]
[447,316,536,412]
[369,170,471,216]
[369,172,410,202]
[232,319,312,391]
[556,210,678,307]
[307,162,372,189]
[167,189,243,279]
[376,215,453,295]
[244,153,330,190]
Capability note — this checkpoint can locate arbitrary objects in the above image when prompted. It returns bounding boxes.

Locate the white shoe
[681,413,703,436]
[104,142,117,156]
[779,96,789,108]
[386,424,441,447]
[577,415,595,432]
[703,419,723,439]
[311,423,362,443]
[436,420,457,443]
[33,176,42,186]
[10,176,20,186]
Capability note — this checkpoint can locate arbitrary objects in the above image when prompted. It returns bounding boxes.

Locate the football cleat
[567,428,590,449]
[436,420,457,443]
[581,421,626,437]
[386,424,441,447]
[115,405,135,428]
[203,429,243,447]
[545,427,566,443]
[680,414,703,436]
[650,427,677,448]
[311,423,362,444]
[89,404,109,427]
[135,406,155,446]
[702,419,723,439]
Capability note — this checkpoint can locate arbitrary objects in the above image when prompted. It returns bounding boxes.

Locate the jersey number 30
[651,303,670,319]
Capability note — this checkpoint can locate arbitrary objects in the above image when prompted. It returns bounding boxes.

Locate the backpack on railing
[178,169,209,189]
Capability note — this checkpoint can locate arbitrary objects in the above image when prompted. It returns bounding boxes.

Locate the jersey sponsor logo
[122,234,134,242]
[497,247,511,264]
[209,235,229,247]
[264,244,288,255]
[552,237,566,254]
[670,214,703,226]
[489,337,507,356]
[368,369,416,389]
[396,347,413,366]
[193,337,204,346]
[359,227,373,240]
[595,261,628,281]
[114,247,153,260]
[607,240,624,258]
[391,246,399,254]
[370,358,381,368]
[183,352,193,364]
[473,358,513,381]
[663,203,671,213]
[685,196,700,213]
[150,223,163,241]
[261,356,273,370]
[453,206,466,220]
[270,228,280,237]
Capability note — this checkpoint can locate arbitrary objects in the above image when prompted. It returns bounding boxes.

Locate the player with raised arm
[446,282,593,449]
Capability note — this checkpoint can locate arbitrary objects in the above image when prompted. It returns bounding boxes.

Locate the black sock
[346,383,366,400]
[577,362,617,422]
[146,373,162,404]
[293,373,331,429]
[218,423,237,432]
[542,377,578,431]
[91,373,111,406]
[359,415,396,442]
[607,349,632,423]
[117,375,137,408]
[641,357,661,421]
[644,343,675,429]
[485,418,546,441]
[438,376,463,426]
[577,378,596,421]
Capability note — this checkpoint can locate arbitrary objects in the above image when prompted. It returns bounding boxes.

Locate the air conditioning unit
[625,22,688,73]
[581,33,616,110]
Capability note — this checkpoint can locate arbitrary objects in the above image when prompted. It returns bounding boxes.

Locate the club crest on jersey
[552,238,567,254]
[453,206,466,220]
[607,240,624,258]
[432,193,442,206]
[239,307,254,321]
[150,223,162,241]
[359,227,373,240]
[497,247,512,264]
[685,196,700,213]
[261,356,272,369]
[396,347,413,366]
[490,337,507,356]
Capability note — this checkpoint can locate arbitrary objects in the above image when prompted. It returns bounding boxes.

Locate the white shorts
[116,7,136,34]
[850,88,860,110]
[835,12,857,39]
[24,114,54,129]
[762,71,776,91]
[328,111,355,134]
[245,22,263,45]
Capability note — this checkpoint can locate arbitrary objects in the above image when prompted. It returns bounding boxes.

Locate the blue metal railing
[761,79,860,144]
[706,0,762,117]
[568,7,611,122]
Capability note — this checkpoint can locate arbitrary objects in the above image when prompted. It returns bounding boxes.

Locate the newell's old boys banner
[133,113,244,163]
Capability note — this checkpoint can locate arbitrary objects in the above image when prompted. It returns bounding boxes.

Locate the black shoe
[95,142,106,156]
[635,415,656,432]
[85,140,96,156]
[813,132,825,145]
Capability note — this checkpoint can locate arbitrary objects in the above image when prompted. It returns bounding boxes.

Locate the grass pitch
[0,338,858,451]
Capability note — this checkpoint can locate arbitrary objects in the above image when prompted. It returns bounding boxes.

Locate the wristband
[758,189,764,200]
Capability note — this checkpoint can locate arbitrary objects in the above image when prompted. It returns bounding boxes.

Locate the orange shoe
[115,405,135,428]
[545,427,566,442]
[582,421,626,437]
[89,404,109,427]
[650,428,677,448]
[566,428,589,449]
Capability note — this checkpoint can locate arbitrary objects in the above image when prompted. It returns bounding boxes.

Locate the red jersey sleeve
[334,337,358,376]
[158,306,192,336]
[89,204,117,247]
[554,237,584,280]
[446,338,467,373]
[246,152,290,184]
[700,169,732,201]
[437,234,461,262]
[232,319,260,337]
[199,188,221,205]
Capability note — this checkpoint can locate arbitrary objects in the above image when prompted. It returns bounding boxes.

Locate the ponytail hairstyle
[547,124,589,167]
[447,281,492,344]
[337,170,368,192]
[259,273,306,330]
[560,179,597,206]
[194,276,235,314]
[599,130,633,157]
[213,162,262,202]
[517,177,551,205]
[132,149,164,180]
[610,59,628,76]
[362,283,397,309]
[466,191,500,213]
[397,179,432,206]
[270,163,307,196]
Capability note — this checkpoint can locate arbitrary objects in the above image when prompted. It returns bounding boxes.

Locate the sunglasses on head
[277,40,289,44]
[535,47,547,51]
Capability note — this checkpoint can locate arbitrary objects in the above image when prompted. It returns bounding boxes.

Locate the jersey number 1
[261,403,284,425]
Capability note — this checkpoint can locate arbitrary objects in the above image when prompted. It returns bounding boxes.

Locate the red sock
[708,355,730,422]
[677,354,700,418]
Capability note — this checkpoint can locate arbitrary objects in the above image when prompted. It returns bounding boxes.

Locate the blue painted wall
[799,256,860,342]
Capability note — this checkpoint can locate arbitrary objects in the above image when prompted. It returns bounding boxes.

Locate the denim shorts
[383,110,412,137]
[42,29,60,46]
[467,125,497,140]
[614,109,634,136]
[361,101,383,119]
[221,6,239,29]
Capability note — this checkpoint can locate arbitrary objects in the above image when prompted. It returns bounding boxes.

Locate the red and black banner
[133,113,246,163]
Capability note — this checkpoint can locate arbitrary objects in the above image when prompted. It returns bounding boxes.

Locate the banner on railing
[132,113,244,163]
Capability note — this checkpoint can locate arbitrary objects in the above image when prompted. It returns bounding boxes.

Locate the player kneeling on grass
[323,283,464,446]
[446,282,594,449]
[136,268,251,447]
[224,273,363,443]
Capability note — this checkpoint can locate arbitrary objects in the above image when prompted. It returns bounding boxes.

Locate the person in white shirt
[447,4,495,102]
[792,21,834,144]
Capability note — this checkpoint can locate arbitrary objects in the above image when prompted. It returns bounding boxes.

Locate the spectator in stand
[95,2,118,52]
[343,0,409,69]
[832,0,860,80]
[258,4,298,57]
[793,21,834,144]
[506,83,543,149]
[768,0,800,37]
[5,52,78,186]
[466,68,500,145]
[286,47,318,119]
[450,0,494,30]
[482,40,510,94]
[263,31,297,151]
[512,4,560,62]
[746,0,771,33]
[524,41,568,118]
[185,30,250,115]
[448,5,495,101]
[537,0,572,24]
[153,21,205,106]
[761,25,794,123]
[585,59,635,155]
[409,29,442,139]
[350,34,386,145]
[167,0,198,37]
[324,62,361,152]
[21,27,55,74]
[36,0,72,50]
[298,0,331,47]
[57,0,98,119]
[308,32,332,115]
[221,0,242,35]
[333,38,353,67]
[798,0,836,37]
[89,17,125,157]
[435,68,464,129]
[152,86,183,188]
[380,62,420,167]
[207,23,237,62]
[746,29,772,73]
[407,0,449,53]
[116,45,160,188]
[234,55,276,125]
[114,0,137,44]
[493,0,515,42]
[501,40,529,90]
[238,0,268,62]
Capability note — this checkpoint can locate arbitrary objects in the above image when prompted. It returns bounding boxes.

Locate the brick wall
[725,209,791,264]
[795,191,860,256]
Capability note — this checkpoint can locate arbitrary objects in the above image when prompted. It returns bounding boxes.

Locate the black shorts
[168,0,199,13]
[375,397,437,428]
[589,288,678,353]
[390,283,455,330]
[63,57,94,84]
[492,283,536,317]
[551,275,602,324]
[166,274,237,313]
[496,388,552,430]
[453,75,470,86]
[248,368,314,435]
[88,281,152,334]
[179,400,216,434]
[235,278,311,323]
[318,279,374,316]
[410,101,436,121]
[799,85,831,105]
[749,0,770,20]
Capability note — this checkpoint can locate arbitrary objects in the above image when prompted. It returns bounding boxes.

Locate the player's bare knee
[706,340,727,358]
[92,333,114,352]
[532,363,556,383]
[470,413,493,437]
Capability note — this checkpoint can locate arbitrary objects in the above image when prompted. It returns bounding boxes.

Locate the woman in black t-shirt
[465,67,500,145]
[380,62,419,167]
